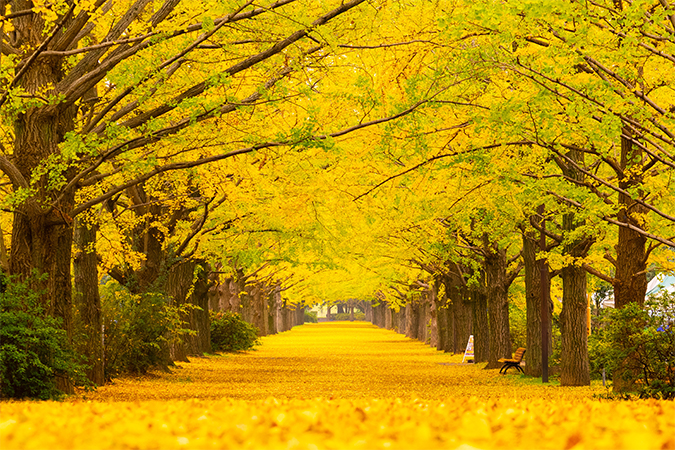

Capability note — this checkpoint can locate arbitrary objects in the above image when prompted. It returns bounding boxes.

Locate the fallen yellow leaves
[1,322,673,450]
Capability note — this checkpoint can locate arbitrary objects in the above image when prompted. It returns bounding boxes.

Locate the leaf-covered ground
[1,322,673,449]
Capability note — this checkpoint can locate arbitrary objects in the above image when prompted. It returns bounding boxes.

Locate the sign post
[462,335,474,363]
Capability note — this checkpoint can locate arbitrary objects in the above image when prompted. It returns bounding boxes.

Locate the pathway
[1,322,673,450]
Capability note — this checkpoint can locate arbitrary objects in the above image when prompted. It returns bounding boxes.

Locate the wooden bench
[498,348,526,374]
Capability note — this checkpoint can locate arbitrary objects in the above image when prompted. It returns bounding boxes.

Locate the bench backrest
[514,348,526,362]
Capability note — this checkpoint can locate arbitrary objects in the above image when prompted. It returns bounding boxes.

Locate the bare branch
[354,140,534,201]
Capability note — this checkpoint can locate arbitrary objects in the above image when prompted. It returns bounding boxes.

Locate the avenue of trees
[1,0,673,396]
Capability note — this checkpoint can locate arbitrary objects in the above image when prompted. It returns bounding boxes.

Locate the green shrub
[210,311,260,352]
[304,310,318,323]
[334,312,366,321]
[0,273,88,400]
[101,280,191,379]
[589,292,674,399]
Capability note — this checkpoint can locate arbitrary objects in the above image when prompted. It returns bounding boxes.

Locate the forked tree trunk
[73,218,104,385]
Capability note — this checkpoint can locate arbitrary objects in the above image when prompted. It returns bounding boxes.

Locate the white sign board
[462,334,474,363]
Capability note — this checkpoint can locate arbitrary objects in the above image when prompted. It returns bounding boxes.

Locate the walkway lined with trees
[1,322,673,449]
[1,0,674,425]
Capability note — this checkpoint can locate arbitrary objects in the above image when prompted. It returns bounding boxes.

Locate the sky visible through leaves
[1,322,673,450]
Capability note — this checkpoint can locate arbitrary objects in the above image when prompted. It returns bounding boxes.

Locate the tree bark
[417,298,428,343]
[558,148,591,386]
[405,301,419,340]
[9,8,80,394]
[522,228,552,377]
[165,259,211,360]
[428,281,439,348]
[560,263,590,385]
[436,288,449,352]
[73,218,104,385]
[472,283,490,363]
[483,240,513,369]
[614,131,648,310]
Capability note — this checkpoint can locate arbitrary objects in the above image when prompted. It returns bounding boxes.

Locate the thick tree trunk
[454,286,474,354]
[417,299,428,343]
[614,131,648,310]
[560,264,590,386]
[484,242,513,369]
[472,285,490,363]
[405,302,419,340]
[268,286,280,335]
[558,148,591,385]
[391,308,399,331]
[166,260,210,359]
[522,229,552,377]
[166,260,194,362]
[436,291,449,352]
[248,283,268,336]
[192,264,211,354]
[428,282,439,348]
[9,10,79,394]
[73,218,104,385]
[384,305,393,329]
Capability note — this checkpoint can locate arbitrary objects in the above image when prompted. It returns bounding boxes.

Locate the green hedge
[210,311,260,352]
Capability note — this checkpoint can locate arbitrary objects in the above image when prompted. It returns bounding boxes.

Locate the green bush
[304,310,318,323]
[334,312,366,321]
[0,273,88,400]
[589,292,674,399]
[101,280,191,379]
[210,311,260,352]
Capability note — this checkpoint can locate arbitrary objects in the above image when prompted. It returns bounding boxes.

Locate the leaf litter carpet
[1,322,673,450]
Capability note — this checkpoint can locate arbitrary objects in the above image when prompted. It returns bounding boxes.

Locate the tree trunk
[522,229,552,377]
[471,284,490,363]
[9,9,79,393]
[560,264,590,386]
[428,282,439,348]
[484,241,513,369]
[436,289,449,352]
[167,260,214,360]
[454,286,474,354]
[396,305,406,335]
[192,263,211,354]
[73,218,104,385]
[558,148,591,385]
[417,299,428,343]
[384,305,393,329]
[405,301,419,340]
